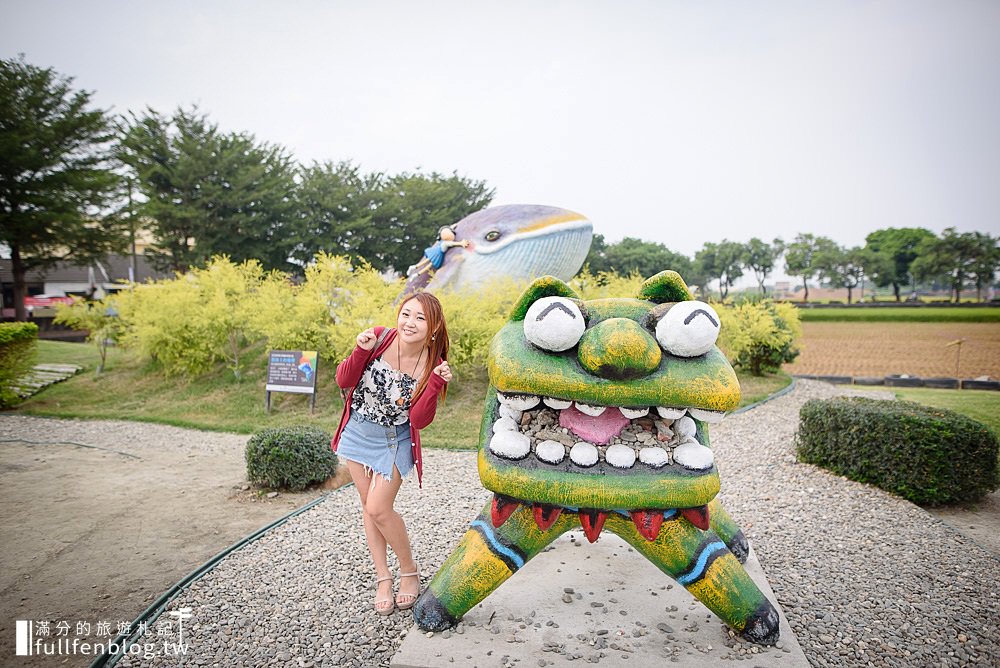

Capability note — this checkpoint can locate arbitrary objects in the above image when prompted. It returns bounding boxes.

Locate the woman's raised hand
[433,361,453,382]
[356,328,378,351]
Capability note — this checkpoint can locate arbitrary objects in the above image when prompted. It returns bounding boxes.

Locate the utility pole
[128,177,137,287]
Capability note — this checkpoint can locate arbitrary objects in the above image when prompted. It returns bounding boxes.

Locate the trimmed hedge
[795,306,1000,323]
[0,322,39,408]
[245,426,338,491]
[796,397,999,505]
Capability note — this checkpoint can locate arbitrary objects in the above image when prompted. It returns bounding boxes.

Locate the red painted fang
[680,506,711,531]
[491,495,519,528]
[579,510,608,543]
[533,504,562,530]
[630,510,664,541]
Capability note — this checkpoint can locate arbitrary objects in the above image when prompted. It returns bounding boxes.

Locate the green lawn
[738,372,793,406]
[11,341,791,449]
[892,387,1000,434]
[35,339,111,369]
[797,306,1000,323]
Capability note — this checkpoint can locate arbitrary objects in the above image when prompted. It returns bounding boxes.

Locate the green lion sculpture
[413,271,780,644]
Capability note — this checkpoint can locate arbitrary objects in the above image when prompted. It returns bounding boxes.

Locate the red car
[24,294,76,313]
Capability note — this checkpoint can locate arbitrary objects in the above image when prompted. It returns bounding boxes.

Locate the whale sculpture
[400,204,593,298]
[413,271,781,645]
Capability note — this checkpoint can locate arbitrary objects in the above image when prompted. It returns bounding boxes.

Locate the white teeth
[638,447,670,468]
[499,392,540,411]
[605,443,637,469]
[535,440,566,464]
[493,416,518,433]
[497,404,522,423]
[656,407,686,419]
[673,442,714,470]
[543,397,573,410]
[569,441,599,467]
[489,430,531,459]
[575,402,606,417]
[688,408,726,423]
[619,407,649,419]
[674,416,697,439]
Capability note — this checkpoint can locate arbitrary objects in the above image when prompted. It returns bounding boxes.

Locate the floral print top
[350,356,416,426]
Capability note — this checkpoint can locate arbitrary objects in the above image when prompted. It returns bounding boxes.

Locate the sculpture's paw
[740,599,780,645]
[413,590,458,632]
[673,441,714,471]
[726,529,750,564]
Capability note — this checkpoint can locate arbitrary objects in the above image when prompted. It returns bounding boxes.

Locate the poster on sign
[265,350,319,413]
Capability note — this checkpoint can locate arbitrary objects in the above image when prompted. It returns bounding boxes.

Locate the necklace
[397,338,423,378]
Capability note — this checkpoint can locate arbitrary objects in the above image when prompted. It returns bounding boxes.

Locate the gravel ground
[111,380,998,668]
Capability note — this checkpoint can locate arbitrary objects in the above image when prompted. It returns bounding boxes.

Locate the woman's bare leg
[364,466,419,601]
[347,460,393,610]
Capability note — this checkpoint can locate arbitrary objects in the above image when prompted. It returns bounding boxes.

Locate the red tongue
[559,405,629,445]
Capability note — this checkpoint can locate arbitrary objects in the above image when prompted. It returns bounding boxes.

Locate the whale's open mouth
[487,390,724,474]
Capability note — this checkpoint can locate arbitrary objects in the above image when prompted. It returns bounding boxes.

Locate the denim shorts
[337,413,414,481]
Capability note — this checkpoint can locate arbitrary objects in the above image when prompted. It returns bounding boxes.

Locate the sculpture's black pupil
[683,309,719,328]
[536,302,577,321]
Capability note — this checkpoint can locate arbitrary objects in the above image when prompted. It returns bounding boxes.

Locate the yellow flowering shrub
[436,277,527,373]
[116,257,266,378]
[569,268,645,300]
[716,300,802,376]
[247,253,398,364]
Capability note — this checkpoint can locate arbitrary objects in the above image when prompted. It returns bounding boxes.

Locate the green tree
[599,237,692,278]
[53,296,124,373]
[695,240,744,300]
[0,56,125,320]
[293,160,379,266]
[864,227,936,301]
[817,244,868,304]
[966,232,999,302]
[911,228,980,302]
[784,233,837,303]
[118,107,299,272]
[742,237,784,295]
[584,233,610,273]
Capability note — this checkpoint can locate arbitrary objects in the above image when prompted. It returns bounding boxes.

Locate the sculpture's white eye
[655,301,720,357]
[524,296,585,352]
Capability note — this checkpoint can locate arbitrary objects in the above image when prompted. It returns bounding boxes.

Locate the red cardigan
[332,326,447,487]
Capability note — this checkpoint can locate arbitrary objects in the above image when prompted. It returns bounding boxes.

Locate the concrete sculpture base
[392,533,807,668]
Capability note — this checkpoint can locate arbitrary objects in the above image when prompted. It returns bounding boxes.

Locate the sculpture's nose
[578,318,661,380]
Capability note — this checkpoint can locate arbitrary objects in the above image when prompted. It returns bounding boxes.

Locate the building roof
[0,254,170,285]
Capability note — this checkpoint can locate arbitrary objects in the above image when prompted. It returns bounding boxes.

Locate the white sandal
[395,562,420,610]
[374,575,395,616]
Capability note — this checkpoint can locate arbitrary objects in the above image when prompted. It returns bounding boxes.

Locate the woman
[332,292,452,615]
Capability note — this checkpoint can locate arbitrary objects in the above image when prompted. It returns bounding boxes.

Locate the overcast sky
[3,0,999,264]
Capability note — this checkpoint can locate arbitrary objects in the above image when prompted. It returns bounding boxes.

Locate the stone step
[11,363,83,399]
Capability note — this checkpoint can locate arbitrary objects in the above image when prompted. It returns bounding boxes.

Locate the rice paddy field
[785,321,1000,379]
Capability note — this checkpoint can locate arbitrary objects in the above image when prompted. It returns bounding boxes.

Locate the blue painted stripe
[471,520,526,570]
[677,541,726,585]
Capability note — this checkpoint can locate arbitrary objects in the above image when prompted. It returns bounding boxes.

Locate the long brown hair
[398,292,449,402]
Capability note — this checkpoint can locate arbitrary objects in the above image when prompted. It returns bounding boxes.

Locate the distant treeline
[585,228,998,304]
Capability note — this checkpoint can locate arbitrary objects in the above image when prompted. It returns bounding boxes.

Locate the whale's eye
[655,301,720,357]
[524,296,585,352]
[484,230,501,242]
